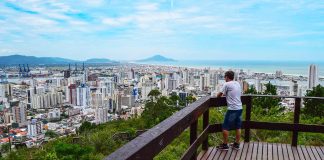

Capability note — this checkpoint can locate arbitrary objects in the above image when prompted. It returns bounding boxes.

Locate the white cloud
[136,3,159,11]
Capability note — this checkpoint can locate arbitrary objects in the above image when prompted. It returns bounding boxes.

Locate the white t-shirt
[221,81,242,110]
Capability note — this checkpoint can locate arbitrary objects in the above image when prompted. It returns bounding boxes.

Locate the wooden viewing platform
[198,142,323,160]
[106,95,324,160]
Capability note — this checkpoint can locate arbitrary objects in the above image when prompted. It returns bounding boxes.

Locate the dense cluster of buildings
[0,63,322,149]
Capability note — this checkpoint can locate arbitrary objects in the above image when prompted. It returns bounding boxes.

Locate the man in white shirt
[216,71,243,150]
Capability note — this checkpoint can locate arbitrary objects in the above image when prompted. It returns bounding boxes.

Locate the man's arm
[217,92,223,98]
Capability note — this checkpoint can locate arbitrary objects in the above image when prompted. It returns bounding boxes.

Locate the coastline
[132,60,324,77]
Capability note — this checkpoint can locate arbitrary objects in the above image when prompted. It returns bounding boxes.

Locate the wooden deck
[198,142,324,160]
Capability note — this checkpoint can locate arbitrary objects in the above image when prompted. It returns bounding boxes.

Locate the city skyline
[0,0,324,61]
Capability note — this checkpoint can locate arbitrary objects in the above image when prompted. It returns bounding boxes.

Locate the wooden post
[244,96,252,142]
[190,120,198,160]
[292,98,301,146]
[202,109,209,150]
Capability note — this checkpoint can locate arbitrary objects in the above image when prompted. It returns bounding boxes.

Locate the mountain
[137,55,176,62]
[85,58,116,63]
[0,54,118,65]
[0,54,76,64]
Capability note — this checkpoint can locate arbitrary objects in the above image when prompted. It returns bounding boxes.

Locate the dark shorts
[222,109,243,131]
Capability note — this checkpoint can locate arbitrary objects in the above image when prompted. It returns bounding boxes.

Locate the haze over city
[0,0,324,61]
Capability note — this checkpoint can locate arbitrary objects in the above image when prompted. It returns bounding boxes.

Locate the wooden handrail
[106,95,324,160]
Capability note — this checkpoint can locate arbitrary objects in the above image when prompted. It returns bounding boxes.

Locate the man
[216,71,242,150]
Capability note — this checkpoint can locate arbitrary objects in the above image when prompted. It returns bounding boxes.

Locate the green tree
[253,82,282,114]
[185,94,197,104]
[45,130,59,138]
[54,142,93,160]
[148,89,161,101]
[303,85,324,118]
[141,96,178,128]
[0,143,10,154]
[79,121,96,134]
[245,86,257,94]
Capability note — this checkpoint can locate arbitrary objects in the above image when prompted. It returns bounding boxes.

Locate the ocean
[136,60,324,77]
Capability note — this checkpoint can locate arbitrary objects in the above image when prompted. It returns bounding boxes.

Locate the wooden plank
[245,142,254,160]
[300,145,311,160]
[286,144,295,160]
[256,142,263,160]
[267,143,273,160]
[296,145,306,160]
[281,143,289,160]
[198,150,206,160]
[251,142,258,160]
[206,147,218,160]
[218,147,231,160]
[223,145,234,160]
[228,143,242,160]
[311,146,322,160]
[206,147,217,160]
[277,143,284,160]
[212,147,224,160]
[305,145,316,160]
[261,142,267,160]
[291,146,299,160]
[239,143,249,160]
[272,143,278,160]
[314,146,323,160]
[229,142,244,160]
[199,147,214,160]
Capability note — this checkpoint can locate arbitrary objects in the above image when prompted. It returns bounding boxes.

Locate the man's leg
[235,129,241,143]
[217,111,230,150]
[223,130,229,144]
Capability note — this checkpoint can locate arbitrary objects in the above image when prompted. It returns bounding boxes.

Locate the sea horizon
[133,60,324,77]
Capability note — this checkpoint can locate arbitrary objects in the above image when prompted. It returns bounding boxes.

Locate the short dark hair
[224,71,234,80]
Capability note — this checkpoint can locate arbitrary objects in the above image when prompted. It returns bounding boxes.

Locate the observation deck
[106,95,324,160]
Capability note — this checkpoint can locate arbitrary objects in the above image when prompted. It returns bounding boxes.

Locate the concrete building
[308,64,319,89]
[95,107,108,124]
[12,102,27,127]
[27,119,42,137]
[48,108,60,121]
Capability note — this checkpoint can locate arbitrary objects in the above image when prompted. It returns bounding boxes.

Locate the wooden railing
[106,95,324,160]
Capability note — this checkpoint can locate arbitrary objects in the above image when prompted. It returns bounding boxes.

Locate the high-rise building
[129,68,135,80]
[0,84,7,98]
[200,74,205,91]
[308,64,319,89]
[243,81,249,93]
[255,78,262,93]
[95,107,108,124]
[48,108,61,121]
[27,119,43,137]
[91,91,103,108]
[12,102,27,127]
[179,91,188,102]
[182,68,189,84]
[291,80,298,96]
[77,85,89,106]
[68,84,77,105]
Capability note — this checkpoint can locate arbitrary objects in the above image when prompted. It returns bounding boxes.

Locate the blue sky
[0,0,323,61]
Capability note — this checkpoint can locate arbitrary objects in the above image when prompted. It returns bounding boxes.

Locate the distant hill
[0,54,118,65]
[0,54,76,64]
[137,55,176,62]
[85,58,116,63]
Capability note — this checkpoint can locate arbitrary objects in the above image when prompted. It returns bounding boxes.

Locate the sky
[0,0,324,61]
